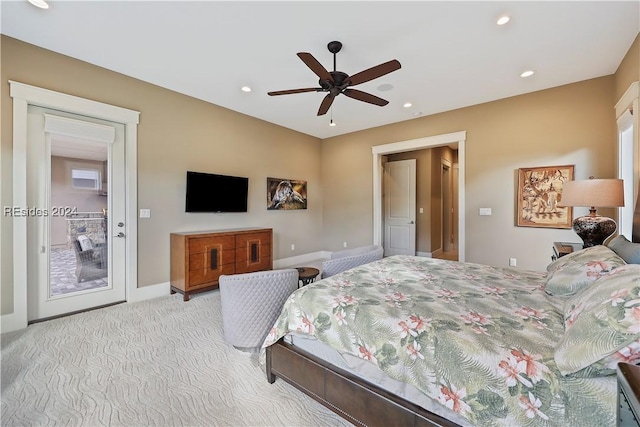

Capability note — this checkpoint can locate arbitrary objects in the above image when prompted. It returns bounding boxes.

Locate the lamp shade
[559,178,624,208]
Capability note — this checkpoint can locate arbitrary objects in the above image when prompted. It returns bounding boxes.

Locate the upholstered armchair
[321,245,384,279]
[218,269,298,351]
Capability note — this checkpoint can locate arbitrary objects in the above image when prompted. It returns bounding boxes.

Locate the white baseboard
[416,251,433,258]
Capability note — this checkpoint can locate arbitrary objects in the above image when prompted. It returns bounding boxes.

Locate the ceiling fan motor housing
[320,71,349,92]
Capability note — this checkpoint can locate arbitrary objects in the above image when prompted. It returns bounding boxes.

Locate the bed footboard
[265,338,459,427]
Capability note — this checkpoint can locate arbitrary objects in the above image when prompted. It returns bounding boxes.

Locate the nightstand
[551,241,583,261]
[617,362,640,426]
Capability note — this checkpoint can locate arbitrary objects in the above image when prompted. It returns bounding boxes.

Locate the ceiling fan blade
[348,59,401,86]
[317,93,335,116]
[297,52,333,82]
[268,88,320,96]
[343,89,389,106]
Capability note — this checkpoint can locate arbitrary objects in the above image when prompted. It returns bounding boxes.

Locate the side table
[617,362,640,426]
[552,241,583,261]
[296,267,320,287]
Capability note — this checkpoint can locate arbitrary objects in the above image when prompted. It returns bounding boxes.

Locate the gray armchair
[321,245,384,279]
[218,269,298,351]
[73,236,107,283]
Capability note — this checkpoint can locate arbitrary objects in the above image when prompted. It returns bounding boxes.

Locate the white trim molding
[615,82,639,229]
[3,81,140,333]
[372,131,467,262]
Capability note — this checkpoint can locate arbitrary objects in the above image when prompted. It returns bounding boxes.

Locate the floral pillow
[554,263,640,376]
[544,245,626,296]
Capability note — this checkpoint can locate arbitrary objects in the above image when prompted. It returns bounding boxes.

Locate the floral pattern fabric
[555,263,640,375]
[544,245,626,296]
[262,255,617,427]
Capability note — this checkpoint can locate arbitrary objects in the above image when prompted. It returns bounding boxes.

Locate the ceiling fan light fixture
[497,15,510,26]
[329,119,336,127]
[28,0,49,8]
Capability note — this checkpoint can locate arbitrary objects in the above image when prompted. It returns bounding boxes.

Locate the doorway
[372,131,466,262]
[26,107,127,322]
[440,158,457,260]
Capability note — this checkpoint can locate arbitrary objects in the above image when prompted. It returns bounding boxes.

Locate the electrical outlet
[479,208,492,216]
[509,258,517,267]
[139,208,151,218]
[343,241,347,248]
[291,244,295,251]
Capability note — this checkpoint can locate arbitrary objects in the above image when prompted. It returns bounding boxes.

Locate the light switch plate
[139,209,151,218]
[479,208,492,216]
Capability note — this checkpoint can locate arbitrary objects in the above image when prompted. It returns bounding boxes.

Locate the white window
[71,168,101,190]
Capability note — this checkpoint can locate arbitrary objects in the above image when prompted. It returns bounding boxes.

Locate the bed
[262,239,640,426]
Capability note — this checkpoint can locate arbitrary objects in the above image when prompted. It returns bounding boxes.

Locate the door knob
[114,232,125,238]
[409,221,415,224]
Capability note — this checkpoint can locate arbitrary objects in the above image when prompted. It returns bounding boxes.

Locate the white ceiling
[1,1,638,139]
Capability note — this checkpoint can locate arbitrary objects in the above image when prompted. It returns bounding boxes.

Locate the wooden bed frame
[265,338,460,427]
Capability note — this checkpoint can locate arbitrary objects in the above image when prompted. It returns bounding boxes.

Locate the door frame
[4,81,139,332]
[372,131,466,261]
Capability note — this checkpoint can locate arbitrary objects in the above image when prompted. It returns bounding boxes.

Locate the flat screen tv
[185,171,249,213]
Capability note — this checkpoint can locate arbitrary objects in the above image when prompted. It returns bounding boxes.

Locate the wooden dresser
[170,228,272,301]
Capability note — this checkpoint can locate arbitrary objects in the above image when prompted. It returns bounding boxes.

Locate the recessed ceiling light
[403,102,412,108]
[241,86,252,93]
[28,0,49,8]
[497,16,510,26]
[377,83,394,92]
[520,70,535,78]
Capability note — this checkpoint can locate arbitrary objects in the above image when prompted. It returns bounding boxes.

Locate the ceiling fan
[268,41,401,116]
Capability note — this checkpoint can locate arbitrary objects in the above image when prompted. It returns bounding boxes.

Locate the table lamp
[559,177,624,247]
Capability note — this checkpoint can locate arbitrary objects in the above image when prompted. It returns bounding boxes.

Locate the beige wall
[322,76,618,271]
[615,34,639,100]
[1,36,323,314]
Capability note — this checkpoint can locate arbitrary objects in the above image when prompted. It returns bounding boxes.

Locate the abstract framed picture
[517,164,574,228]
[267,177,307,210]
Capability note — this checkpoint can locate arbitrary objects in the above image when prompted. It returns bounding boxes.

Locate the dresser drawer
[189,235,235,254]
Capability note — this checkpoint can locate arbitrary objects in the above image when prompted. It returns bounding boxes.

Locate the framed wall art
[517,164,574,228]
[267,177,307,210]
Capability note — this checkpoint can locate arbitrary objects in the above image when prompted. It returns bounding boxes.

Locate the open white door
[384,159,416,256]
[26,106,127,322]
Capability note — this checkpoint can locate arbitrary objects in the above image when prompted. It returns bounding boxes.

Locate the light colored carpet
[1,291,353,427]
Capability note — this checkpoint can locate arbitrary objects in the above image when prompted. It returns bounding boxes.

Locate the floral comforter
[262,255,616,427]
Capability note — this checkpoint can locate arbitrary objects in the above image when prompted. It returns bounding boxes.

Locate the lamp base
[573,214,617,248]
